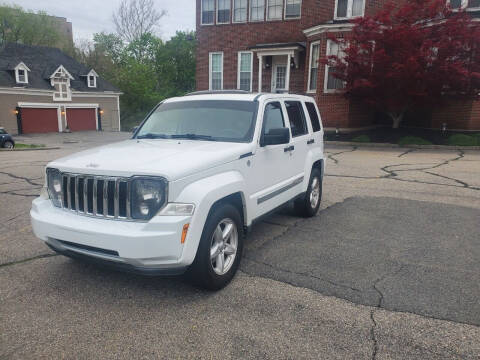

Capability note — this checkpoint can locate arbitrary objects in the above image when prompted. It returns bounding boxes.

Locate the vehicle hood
[48,139,254,181]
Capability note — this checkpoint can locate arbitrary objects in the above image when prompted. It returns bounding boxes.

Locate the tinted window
[137,100,258,143]
[263,102,285,134]
[285,101,308,137]
[0,129,6,134]
[305,102,321,132]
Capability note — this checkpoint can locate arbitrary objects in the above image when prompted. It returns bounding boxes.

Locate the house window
[51,66,73,101]
[202,0,215,24]
[209,52,223,90]
[17,69,27,83]
[88,75,96,88]
[335,0,364,19]
[470,0,480,8]
[217,0,231,24]
[250,0,265,21]
[238,52,253,91]
[285,0,301,18]
[308,42,320,92]
[267,0,282,20]
[449,0,466,8]
[325,40,345,92]
[234,0,248,22]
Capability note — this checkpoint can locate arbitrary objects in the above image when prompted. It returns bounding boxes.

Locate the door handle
[284,145,294,152]
[307,139,315,145]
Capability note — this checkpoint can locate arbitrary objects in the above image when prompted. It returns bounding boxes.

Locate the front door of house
[272,64,287,93]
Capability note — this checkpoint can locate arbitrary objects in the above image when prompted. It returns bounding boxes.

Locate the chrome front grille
[61,174,130,220]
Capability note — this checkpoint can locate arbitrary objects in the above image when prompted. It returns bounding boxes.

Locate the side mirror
[131,126,139,133]
[262,127,290,146]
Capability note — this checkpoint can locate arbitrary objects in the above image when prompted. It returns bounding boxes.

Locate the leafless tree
[113,0,166,42]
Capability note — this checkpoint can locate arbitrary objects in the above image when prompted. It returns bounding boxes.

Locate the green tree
[155,31,196,97]
[0,4,60,47]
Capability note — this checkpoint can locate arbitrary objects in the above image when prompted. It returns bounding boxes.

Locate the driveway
[1,133,479,359]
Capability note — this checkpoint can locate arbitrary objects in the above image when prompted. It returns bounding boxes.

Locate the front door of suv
[284,100,311,192]
[248,100,293,219]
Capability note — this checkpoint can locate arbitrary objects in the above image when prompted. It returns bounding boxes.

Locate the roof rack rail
[185,90,251,96]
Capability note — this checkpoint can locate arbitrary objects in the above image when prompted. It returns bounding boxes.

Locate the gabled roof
[49,64,75,80]
[14,62,31,72]
[0,43,120,92]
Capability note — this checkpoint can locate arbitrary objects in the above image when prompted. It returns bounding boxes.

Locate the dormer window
[335,0,365,19]
[14,62,30,84]
[86,69,98,88]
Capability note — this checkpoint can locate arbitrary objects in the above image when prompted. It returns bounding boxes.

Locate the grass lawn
[13,143,46,149]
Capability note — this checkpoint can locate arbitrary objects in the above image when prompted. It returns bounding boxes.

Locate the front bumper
[31,197,192,274]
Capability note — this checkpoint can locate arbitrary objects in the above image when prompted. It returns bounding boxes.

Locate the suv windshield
[136,100,258,143]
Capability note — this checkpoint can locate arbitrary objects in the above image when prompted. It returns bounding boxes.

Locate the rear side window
[305,102,321,132]
[285,101,308,137]
[263,102,285,134]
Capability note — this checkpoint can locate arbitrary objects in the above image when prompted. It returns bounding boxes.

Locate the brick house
[0,43,121,134]
[196,0,480,130]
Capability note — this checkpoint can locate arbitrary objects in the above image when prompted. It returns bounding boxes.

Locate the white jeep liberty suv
[31,92,325,290]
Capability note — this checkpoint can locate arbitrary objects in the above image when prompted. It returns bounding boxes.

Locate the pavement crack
[398,149,416,158]
[0,170,43,187]
[243,256,362,293]
[0,253,58,269]
[327,146,357,164]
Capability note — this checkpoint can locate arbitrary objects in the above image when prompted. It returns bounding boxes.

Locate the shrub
[447,134,478,146]
[351,135,371,143]
[398,136,433,146]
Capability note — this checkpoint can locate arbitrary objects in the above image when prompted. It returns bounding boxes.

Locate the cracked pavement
[1,134,480,359]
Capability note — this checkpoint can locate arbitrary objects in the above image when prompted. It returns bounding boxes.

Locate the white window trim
[267,0,283,21]
[14,62,30,84]
[284,0,302,20]
[88,75,97,88]
[334,0,366,20]
[233,0,248,23]
[237,51,253,92]
[209,52,224,91]
[216,0,231,24]
[87,69,98,88]
[201,0,215,25]
[307,41,320,93]
[250,0,265,22]
[324,39,345,94]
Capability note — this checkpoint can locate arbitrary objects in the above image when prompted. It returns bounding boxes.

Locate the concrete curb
[325,141,480,150]
[0,147,60,152]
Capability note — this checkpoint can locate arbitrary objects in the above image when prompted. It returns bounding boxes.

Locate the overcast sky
[14,0,196,42]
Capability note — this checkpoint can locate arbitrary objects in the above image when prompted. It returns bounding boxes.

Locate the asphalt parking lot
[1,131,479,359]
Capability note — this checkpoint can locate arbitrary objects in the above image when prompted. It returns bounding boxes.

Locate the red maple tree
[325,0,480,128]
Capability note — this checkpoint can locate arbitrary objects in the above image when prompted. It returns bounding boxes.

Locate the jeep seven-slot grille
[61,174,130,219]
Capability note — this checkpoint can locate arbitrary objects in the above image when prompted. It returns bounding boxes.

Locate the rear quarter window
[305,102,322,132]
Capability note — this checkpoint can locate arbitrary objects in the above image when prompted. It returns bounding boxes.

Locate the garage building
[0,43,121,134]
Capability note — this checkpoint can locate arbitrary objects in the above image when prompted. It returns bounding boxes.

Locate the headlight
[46,168,63,207]
[159,203,195,216]
[130,177,167,220]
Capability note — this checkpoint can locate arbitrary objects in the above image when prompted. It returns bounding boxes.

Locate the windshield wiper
[136,133,170,139]
[171,134,216,141]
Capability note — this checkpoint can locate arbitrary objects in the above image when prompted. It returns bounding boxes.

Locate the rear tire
[294,167,322,218]
[3,141,14,149]
[188,202,244,290]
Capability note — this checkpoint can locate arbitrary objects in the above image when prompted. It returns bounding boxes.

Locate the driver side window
[263,102,285,134]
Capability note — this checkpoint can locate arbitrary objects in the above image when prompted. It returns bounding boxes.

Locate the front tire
[294,167,322,218]
[188,203,244,290]
[3,141,14,149]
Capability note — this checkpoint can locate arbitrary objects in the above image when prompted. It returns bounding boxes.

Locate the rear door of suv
[283,99,311,192]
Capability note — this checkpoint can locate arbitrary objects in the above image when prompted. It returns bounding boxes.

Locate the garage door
[66,108,97,131]
[21,108,59,134]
